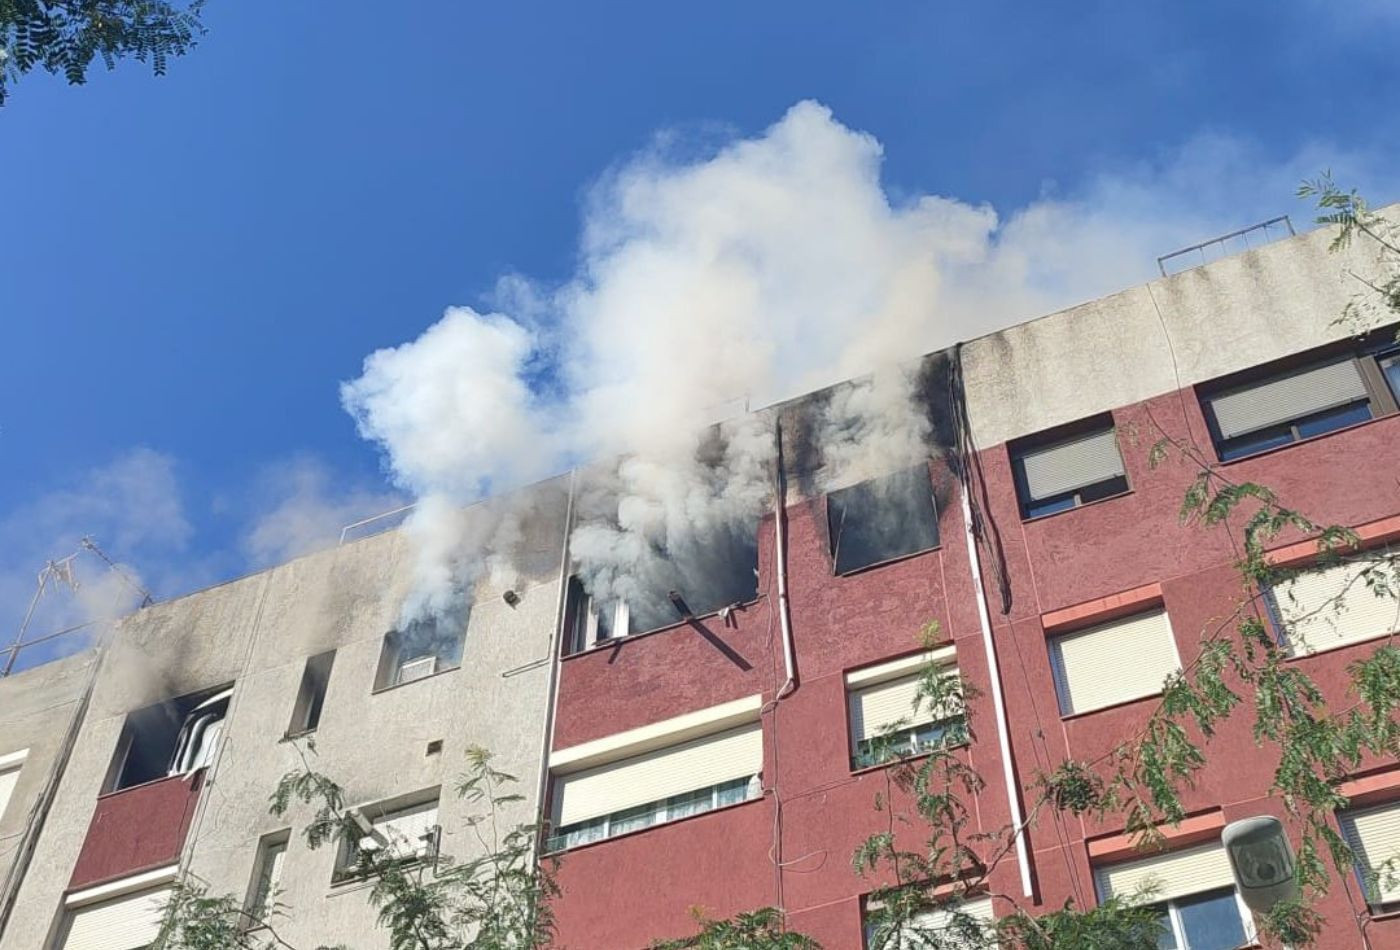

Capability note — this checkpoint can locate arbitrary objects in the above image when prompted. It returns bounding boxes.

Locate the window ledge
[848,741,970,777]
[370,664,460,695]
[832,544,941,578]
[543,793,766,855]
[1059,690,1163,722]
[1217,412,1392,466]
[1020,488,1133,525]
[1284,631,1400,664]
[560,596,764,660]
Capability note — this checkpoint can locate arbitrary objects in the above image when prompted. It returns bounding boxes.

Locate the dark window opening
[373,612,467,691]
[827,466,939,574]
[1010,416,1128,520]
[287,650,335,737]
[565,577,631,655]
[106,683,233,792]
[1200,332,1400,463]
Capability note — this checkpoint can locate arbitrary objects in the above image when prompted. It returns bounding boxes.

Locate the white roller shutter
[1341,801,1400,904]
[1049,608,1180,715]
[1209,360,1368,439]
[849,670,960,744]
[0,764,19,823]
[907,897,996,947]
[1095,842,1236,903]
[1270,555,1400,655]
[61,884,172,950]
[377,799,439,856]
[554,723,761,827]
[1019,429,1125,501]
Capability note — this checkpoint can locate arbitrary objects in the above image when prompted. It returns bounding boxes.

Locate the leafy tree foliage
[650,908,821,949]
[0,0,205,105]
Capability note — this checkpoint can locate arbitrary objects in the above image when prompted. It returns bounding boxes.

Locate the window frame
[825,464,941,576]
[545,774,759,853]
[565,580,633,656]
[1147,886,1254,950]
[286,650,335,739]
[1009,414,1130,521]
[1198,333,1400,464]
[332,790,442,883]
[1261,546,1400,657]
[1047,606,1182,717]
[242,829,290,931]
[372,615,467,693]
[1338,798,1400,910]
[845,655,968,772]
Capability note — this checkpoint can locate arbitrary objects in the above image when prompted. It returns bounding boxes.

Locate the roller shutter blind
[554,723,761,827]
[1094,843,1237,903]
[849,670,960,744]
[1341,801,1400,904]
[61,884,173,950]
[1049,608,1179,715]
[1019,429,1125,501]
[0,764,19,822]
[1269,554,1400,655]
[1209,360,1368,440]
[907,897,996,946]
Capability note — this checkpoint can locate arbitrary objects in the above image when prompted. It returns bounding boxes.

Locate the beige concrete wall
[0,653,97,893]
[961,207,1399,449]
[0,474,569,950]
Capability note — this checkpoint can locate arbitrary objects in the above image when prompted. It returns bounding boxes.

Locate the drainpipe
[958,448,1035,898]
[772,422,797,700]
[531,469,577,862]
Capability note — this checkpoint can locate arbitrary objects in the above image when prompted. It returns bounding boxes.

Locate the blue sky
[1,0,1398,649]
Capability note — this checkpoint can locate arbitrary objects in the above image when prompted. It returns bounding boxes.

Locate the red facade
[546,381,1400,949]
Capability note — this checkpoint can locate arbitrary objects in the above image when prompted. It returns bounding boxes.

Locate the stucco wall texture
[3,214,1400,949]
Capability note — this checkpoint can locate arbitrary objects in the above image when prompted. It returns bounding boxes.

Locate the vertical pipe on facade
[959,487,1034,898]
[773,421,797,699]
[531,468,577,864]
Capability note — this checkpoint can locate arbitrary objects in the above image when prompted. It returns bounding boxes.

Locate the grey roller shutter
[1095,843,1237,903]
[1269,554,1400,656]
[1020,429,1124,501]
[1209,360,1368,439]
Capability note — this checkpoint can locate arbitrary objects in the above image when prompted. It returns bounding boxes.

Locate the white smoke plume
[342,100,1392,623]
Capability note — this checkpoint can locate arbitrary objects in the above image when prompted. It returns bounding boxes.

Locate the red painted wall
[69,771,204,890]
[547,386,1400,950]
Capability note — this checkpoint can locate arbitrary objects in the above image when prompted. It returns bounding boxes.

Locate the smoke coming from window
[341,100,1359,623]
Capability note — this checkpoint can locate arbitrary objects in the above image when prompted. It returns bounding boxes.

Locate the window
[1010,417,1128,519]
[1199,336,1400,462]
[57,868,176,950]
[864,896,996,949]
[105,684,233,792]
[244,831,289,928]
[373,612,467,691]
[1049,607,1181,716]
[1095,843,1253,950]
[1339,799,1400,908]
[335,792,440,881]
[565,579,631,654]
[287,651,335,737]
[0,749,26,824]
[827,466,939,574]
[1264,550,1400,656]
[547,722,762,852]
[846,652,966,770]
[1382,352,1400,402]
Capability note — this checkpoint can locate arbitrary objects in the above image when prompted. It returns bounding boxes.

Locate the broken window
[373,612,467,691]
[334,791,440,882]
[105,684,233,792]
[286,650,335,737]
[826,466,939,574]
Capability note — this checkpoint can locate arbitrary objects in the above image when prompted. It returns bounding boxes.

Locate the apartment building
[0,217,1398,949]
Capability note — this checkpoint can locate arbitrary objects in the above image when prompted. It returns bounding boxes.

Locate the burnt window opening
[563,534,760,655]
[1010,414,1129,520]
[106,683,234,792]
[286,650,336,738]
[373,612,467,691]
[827,466,940,575]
